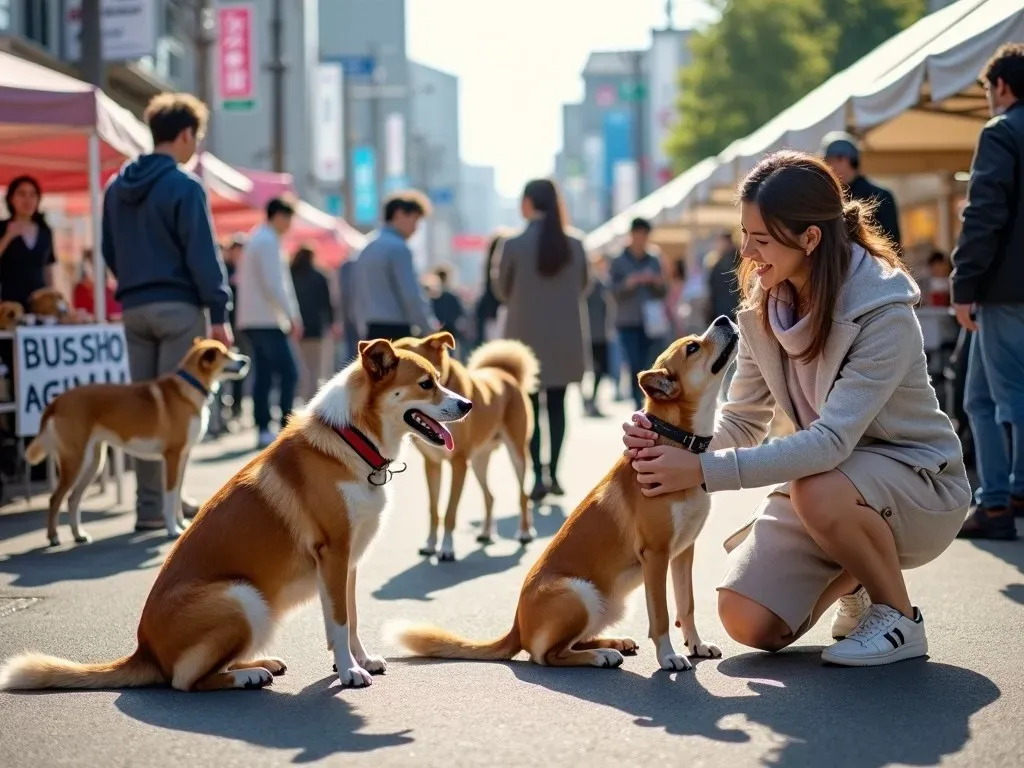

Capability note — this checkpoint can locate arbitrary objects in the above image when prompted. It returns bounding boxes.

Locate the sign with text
[314,62,345,183]
[15,325,131,437]
[352,146,378,226]
[217,4,256,112]
[64,0,157,63]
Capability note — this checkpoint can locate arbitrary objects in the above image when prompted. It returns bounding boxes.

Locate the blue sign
[429,187,455,205]
[325,55,377,78]
[383,175,410,195]
[352,146,378,225]
[324,194,343,218]
[602,108,633,194]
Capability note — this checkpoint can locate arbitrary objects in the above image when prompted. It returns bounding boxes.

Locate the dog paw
[358,655,388,675]
[609,638,640,654]
[438,549,456,562]
[591,648,625,668]
[659,653,693,672]
[261,658,288,675]
[47,535,60,547]
[232,667,274,689]
[338,665,373,688]
[476,533,494,544]
[686,641,722,659]
[72,531,92,544]
[417,546,436,557]
[516,527,537,544]
[167,525,186,539]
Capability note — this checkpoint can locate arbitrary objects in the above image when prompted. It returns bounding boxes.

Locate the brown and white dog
[393,332,538,560]
[28,287,75,324]
[0,301,24,330]
[0,339,472,692]
[25,338,250,546]
[396,317,738,672]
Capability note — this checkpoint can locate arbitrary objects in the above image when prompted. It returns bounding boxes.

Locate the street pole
[80,0,103,87]
[632,50,646,199]
[342,74,355,225]
[368,43,384,206]
[194,0,215,148]
[269,0,286,173]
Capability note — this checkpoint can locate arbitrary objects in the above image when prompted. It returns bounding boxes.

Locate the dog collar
[175,370,210,399]
[334,424,407,486]
[643,413,712,454]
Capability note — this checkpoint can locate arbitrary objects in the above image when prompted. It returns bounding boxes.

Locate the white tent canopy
[584,0,1021,253]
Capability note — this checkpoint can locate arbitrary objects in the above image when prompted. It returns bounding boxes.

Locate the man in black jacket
[821,132,902,251]
[953,44,1024,541]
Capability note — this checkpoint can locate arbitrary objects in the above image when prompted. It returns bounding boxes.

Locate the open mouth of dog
[711,333,739,375]
[405,409,455,451]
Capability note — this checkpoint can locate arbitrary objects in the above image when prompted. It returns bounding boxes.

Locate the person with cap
[821,131,902,251]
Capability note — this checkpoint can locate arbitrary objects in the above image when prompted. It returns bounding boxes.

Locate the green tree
[666,0,926,171]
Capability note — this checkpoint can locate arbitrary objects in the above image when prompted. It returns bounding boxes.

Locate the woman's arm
[699,304,921,492]
[708,330,776,451]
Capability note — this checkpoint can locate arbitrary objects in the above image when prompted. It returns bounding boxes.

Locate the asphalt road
[0,396,1021,768]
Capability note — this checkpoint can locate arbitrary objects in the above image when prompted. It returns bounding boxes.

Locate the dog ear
[198,346,219,371]
[638,368,680,401]
[193,336,204,346]
[358,339,399,380]
[426,331,456,351]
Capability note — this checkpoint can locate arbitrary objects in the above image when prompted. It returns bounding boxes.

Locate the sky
[406,0,717,198]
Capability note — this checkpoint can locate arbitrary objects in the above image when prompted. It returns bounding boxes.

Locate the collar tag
[335,424,407,486]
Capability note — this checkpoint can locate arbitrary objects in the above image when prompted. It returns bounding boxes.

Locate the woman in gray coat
[493,178,590,502]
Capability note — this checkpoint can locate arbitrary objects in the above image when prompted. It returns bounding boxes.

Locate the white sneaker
[256,430,275,449]
[821,604,928,667]
[830,586,872,640]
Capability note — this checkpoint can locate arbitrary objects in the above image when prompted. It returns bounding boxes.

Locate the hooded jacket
[700,245,967,496]
[101,154,231,323]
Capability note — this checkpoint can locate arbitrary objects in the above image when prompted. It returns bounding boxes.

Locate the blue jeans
[964,304,1024,508]
[618,326,657,409]
[244,328,299,433]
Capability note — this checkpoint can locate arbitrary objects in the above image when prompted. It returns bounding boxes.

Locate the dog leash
[334,424,407,486]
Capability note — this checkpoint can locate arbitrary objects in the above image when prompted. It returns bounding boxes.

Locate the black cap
[820,131,860,163]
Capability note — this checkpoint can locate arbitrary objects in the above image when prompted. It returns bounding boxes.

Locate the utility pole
[193,0,215,147]
[631,50,647,199]
[80,0,103,87]
[342,74,355,225]
[665,0,674,29]
[368,43,384,205]
[268,0,286,173]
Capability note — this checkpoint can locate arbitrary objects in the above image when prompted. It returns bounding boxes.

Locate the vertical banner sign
[15,325,131,437]
[601,109,633,198]
[385,112,406,181]
[352,146,378,226]
[314,62,344,184]
[218,4,255,112]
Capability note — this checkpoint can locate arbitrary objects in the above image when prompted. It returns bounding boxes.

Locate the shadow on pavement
[113,674,414,763]
[0,525,167,587]
[0,503,123,544]
[483,502,568,541]
[507,648,1000,767]
[373,545,529,602]
[969,530,1024,606]
[194,445,258,464]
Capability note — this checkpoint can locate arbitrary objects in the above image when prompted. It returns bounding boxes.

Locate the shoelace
[846,606,897,644]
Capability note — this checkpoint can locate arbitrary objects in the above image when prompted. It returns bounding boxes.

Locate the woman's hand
[631,445,705,497]
[622,411,658,458]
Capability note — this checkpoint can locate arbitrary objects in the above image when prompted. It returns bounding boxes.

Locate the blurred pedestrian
[71,251,122,321]
[821,131,902,252]
[290,244,336,402]
[474,229,509,347]
[584,254,612,417]
[609,217,668,409]
[706,231,741,323]
[236,197,302,450]
[101,92,231,530]
[952,44,1024,541]
[353,190,437,341]
[1,175,55,311]
[337,258,360,363]
[430,264,467,357]
[493,178,589,501]
[221,234,247,422]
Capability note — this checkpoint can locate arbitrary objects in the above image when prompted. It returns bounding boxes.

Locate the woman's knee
[790,472,857,538]
[717,590,791,652]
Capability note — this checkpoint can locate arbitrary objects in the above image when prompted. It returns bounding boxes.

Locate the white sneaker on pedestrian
[256,430,275,450]
[830,585,872,639]
[821,604,928,667]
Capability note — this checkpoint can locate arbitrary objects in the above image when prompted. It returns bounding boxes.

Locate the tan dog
[0,339,472,692]
[28,288,75,324]
[396,318,738,671]
[0,301,24,330]
[393,332,538,560]
[25,338,250,546]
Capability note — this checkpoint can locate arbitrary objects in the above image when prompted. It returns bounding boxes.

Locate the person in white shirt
[235,197,302,449]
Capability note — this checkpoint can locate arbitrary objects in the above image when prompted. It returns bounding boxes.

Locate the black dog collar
[644,413,712,454]
[175,369,209,399]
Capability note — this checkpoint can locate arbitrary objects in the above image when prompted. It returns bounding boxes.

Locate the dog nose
[713,315,733,328]
[457,398,473,415]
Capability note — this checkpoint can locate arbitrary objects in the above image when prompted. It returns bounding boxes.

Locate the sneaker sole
[821,638,928,667]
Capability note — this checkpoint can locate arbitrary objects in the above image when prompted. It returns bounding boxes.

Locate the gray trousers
[122,302,208,522]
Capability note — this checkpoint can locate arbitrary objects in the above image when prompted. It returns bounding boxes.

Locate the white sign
[15,325,131,437]
[65,0,157,63]
[613,160,639,215]
[385,113,406,178]
[314,62,345,184]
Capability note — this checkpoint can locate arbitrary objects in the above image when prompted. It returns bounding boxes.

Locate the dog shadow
[373,545,529,602]
[113,675,414,763]
[965,524,1024,607]
[507,648,1000,767]
[473,502,568,541]
[194,445,259,464]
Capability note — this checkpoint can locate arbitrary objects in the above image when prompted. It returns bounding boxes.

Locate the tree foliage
[666,0,926,171]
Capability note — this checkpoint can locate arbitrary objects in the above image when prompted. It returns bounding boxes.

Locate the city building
[458,162,498,238]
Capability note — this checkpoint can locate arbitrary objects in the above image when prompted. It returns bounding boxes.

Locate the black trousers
[364,323,412,342]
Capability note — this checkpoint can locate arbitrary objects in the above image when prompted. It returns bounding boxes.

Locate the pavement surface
[0,395,1022,768]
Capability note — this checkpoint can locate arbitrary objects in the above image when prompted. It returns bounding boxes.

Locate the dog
[25,338,250,547]
[395,317,738,672]
[393,331,538,560]
[0,301,24,330]
[0,338,472,692]
[28,287,75,324]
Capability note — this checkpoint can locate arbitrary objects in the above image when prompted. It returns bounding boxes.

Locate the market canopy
[0,50,149,193]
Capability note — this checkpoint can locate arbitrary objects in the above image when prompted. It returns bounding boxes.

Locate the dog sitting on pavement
[0,338,472,692]
[393,331,539,560]
[24,338,250,546]
[396,317,738,672]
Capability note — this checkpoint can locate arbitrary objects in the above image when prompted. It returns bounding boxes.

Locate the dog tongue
[440,424,454,452]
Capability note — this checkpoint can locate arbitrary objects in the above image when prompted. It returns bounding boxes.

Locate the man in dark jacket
[706,232,741,323]
[952,44,1024,541]
[101,92,232,531]
[821,132,902,251]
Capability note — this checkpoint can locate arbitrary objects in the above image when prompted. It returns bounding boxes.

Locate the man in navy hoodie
[101,92,232,533]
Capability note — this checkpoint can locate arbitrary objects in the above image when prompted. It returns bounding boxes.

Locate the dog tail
[467,339,540,393]
[0,649,164,691]
[24,408,55,465]
[389,620,522,661]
